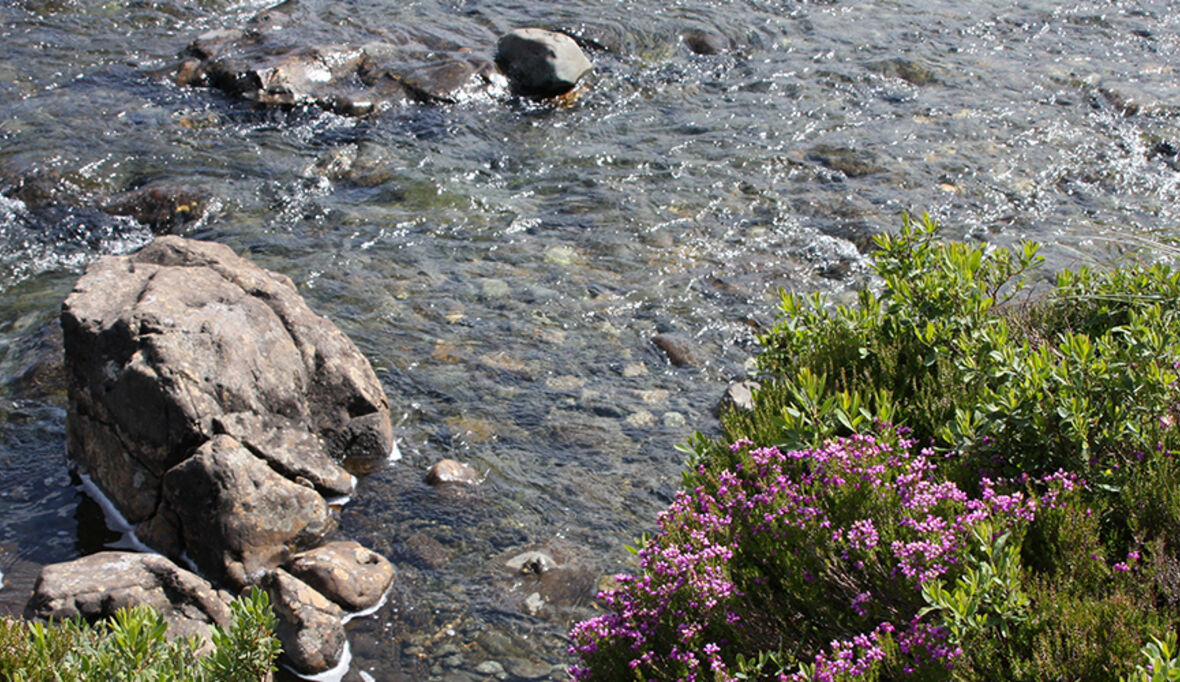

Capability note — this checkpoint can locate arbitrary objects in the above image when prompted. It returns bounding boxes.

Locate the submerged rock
[866,58,940,86]
[24,552,232,642]
[401,531,452,570]
[682,29,729,56]
[652,332,700,367]
[495,29,592,97]
[489,541,596,618]
[100,183,207,234]
[174,3,499,114]
[806,145,885,178]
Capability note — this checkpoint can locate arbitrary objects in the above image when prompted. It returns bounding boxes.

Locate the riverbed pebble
[425,459,482,486]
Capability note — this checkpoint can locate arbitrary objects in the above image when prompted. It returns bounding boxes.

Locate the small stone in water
[626,410,656,427]
[480,278,509,299]
[505,659,552,680]
[425,459,481,486]
[636,388,669,404]
[663,411,686,428]
[544,245,576,266]
[622,362,648,377]
[505,550,556,574]
[652,333,700,367]
[524,592,545,614]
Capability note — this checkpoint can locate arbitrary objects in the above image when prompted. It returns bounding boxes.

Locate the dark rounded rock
[805,145,885,178]
[101,183,207,234]
[683,29,729,56]
[652,333,700,367]
[402,531,452,570]
[495,28,592,97]
[425,459,481,486]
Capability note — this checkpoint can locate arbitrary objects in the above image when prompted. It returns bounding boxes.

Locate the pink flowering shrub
[570,434,1073,681]
[571,224,1180,681]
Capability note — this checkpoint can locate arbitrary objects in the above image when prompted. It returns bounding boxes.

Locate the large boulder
[62,235,393,580]
[23,552,232,642]
[495,28,592,97]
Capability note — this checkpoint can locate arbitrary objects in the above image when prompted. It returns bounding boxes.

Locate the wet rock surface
[175,2,501,114]
[100,184,208,234]
[489,540,596,618]
[425,458,482,486]
[682,29,729,56]
[719,379,759,414]
[495,28,592,97]
[652,332,701,367]
[23,552,232,642]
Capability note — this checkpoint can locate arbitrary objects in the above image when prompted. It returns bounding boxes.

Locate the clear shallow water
[1,0,1178,679]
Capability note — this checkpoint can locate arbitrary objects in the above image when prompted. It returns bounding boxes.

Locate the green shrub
[574,217,1180,680]
[0,587,279,682]
[712,214,1180,488]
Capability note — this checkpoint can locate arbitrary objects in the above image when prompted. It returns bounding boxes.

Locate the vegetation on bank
[571,216,1180,680]
[0,588,279,681]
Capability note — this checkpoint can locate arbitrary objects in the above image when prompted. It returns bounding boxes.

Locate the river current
[0,0,1178,679]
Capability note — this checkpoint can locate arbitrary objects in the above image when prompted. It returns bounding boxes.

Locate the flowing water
[1,0,1179,679]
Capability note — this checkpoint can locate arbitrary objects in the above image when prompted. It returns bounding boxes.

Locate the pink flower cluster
[570,434,1075,681]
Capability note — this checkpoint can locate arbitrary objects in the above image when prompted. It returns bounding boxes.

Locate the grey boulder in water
[495,28,592,97]
[57,236,396,675]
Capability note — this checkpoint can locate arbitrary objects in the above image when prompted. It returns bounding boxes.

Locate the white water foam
[76,472,156,555]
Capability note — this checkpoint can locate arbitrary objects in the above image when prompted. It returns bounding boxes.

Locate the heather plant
[0,588,279,682]
[573,219,1180,680]
[570,433,1074,681]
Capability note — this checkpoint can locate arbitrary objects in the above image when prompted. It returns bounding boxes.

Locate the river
[0,0,1177,679]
